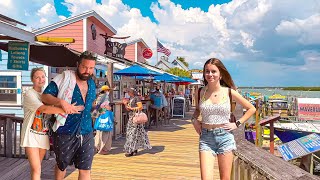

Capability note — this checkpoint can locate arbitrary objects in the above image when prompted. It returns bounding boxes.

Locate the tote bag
[94,111,114,131]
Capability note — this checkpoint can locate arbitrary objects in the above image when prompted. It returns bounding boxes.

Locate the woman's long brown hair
[202,58,236,90]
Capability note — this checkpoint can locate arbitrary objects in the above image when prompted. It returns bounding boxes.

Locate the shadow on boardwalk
[66,107,219,180]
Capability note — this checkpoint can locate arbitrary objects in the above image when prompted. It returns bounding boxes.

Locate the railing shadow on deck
[0,114,25,158]
[231,118,319,180]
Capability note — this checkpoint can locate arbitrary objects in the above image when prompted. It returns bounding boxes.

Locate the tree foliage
[166,67,191,78]
[177,57,189,67]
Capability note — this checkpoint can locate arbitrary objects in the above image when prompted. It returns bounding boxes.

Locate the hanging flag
[157,40,171,57]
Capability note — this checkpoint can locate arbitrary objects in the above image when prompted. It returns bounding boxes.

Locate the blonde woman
[21,68,83,180]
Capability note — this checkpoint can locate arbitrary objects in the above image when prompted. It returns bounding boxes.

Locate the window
[0,71,22,106]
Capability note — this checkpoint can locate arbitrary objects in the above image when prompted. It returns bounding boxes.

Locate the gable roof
[155,59,173,70]
[126,38,149,48]
[172,59,189,71]
[32,10,117,35]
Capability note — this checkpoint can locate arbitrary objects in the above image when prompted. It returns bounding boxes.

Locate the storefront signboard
[7,41,29,70]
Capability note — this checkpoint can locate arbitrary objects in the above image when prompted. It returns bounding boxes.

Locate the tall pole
[156,38,159,64]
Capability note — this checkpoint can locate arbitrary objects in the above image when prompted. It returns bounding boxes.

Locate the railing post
[259,115,280,154]
[5,117,13,157]
[270,121,274,154]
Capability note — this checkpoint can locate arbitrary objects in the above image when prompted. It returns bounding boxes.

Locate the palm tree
[176,56,189,68]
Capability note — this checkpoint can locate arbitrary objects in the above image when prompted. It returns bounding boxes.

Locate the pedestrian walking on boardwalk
[191,58,256,180]
[123,88,152,157]
[42,51,97,180]
[94,85,114,155]
[21,68,83,180]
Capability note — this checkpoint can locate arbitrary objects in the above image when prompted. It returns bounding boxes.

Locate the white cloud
[0,0,12,9]
[0,0,61,30]
[37,3,56,17]
[276,14,320,45]
[1,0,320,86]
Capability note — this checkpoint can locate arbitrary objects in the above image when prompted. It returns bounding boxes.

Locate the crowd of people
[20,51,255,180]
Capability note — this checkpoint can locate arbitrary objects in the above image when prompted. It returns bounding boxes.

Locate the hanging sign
[7,41,29,70]
[104,40,127,59]
[142,48,153,59]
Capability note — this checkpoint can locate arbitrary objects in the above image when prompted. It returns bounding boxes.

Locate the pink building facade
[125,39,150,63]
[33,11,117,57]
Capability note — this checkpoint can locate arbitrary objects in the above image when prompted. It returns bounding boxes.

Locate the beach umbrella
[114,65,161,77]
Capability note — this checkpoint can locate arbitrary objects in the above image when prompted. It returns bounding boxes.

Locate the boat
[272,121,320,143]
[269,98,320,143]
[267,99,289,119]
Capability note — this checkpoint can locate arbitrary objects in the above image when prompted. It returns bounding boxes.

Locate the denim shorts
[199,128,236,156]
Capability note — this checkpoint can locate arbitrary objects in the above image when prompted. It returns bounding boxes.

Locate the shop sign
[7,41,29,70]
[142,48,153,59]
[104,41,127,59]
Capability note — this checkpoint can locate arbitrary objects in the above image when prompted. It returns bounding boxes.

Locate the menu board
[172,97,185,117]
[278,133,320,161]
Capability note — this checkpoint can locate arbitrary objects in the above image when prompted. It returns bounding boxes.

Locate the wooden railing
[0,114,25,158]
[231,118,319,179]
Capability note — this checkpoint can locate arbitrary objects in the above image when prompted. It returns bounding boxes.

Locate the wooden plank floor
[66,108,220,180]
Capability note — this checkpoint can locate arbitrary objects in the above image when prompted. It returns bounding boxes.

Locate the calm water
[240,88,320,99]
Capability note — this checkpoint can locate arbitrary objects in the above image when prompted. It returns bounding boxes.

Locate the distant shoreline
[239,87,320,91]
[282,87,320,91]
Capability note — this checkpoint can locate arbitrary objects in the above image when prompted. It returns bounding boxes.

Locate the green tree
[166,67,191,78]
[176,56,189,68]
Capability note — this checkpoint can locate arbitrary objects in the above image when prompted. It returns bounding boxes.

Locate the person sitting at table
[150,88,164,124]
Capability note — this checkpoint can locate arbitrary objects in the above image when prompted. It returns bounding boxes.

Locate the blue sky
[1,0,320,86]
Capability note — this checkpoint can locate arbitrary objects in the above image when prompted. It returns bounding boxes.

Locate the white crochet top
[199,88,231,125]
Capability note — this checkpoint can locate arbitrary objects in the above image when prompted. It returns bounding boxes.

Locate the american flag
[157,40,171,57]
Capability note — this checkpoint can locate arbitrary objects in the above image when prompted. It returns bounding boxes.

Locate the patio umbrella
[114,65,162,77]
[154,73,181,82]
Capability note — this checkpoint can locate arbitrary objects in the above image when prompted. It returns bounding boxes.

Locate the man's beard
[76,69,92,81]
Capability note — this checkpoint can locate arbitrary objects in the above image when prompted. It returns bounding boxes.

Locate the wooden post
[259,115,280,154]
[255,99,260,146]
[107,62,114,102]
[310,154,314,175]
[5,117,13,157]
[270,122,274,154]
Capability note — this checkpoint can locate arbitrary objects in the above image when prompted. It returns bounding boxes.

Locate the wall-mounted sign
[142,48,153,59]
[91,24,97,40]
[7,41,29,70]
[104,41,127,59]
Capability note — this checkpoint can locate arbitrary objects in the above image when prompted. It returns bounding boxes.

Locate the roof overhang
[0,20,35,44]
[0,42,79,67]
[32,10,117,35]
[126,38,149,48]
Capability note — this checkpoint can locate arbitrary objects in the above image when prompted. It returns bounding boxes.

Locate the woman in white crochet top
[191,58,256,180]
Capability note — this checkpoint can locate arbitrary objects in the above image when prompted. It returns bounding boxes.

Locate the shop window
[0,72,22,106]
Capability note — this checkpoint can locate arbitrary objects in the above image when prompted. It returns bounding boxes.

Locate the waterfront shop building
[0,15,50,116]
[33,10,159,138]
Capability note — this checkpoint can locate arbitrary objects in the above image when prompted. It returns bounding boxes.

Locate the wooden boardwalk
[0,108,219,179]
[66,108,219,180]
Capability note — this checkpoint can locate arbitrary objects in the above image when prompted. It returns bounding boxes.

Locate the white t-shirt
[20,89,50,150]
